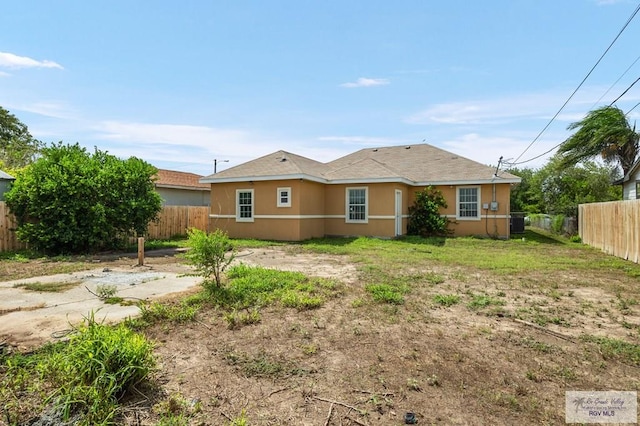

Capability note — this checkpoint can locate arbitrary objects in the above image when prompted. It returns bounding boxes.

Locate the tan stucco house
[200,143,521,240]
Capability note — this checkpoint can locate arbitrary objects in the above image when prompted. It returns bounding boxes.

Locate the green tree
[506,167,538,213]
[536,158,621,216]
[557,106,639,175]
[407,186,451,237]
[5,142,162,254]
[0,106,43,169]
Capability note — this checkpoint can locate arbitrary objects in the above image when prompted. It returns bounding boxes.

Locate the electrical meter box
[490,201,499,211]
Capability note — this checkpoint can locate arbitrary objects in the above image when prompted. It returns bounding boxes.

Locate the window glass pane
[238,191,252,218]
[459,188,478,218]
[348,188,366,221]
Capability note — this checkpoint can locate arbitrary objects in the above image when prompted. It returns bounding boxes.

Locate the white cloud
[0,52,63,69]
[0,71,10,77]
[14,101,76,119]
[406,93,563,125]
[340,77,389,88]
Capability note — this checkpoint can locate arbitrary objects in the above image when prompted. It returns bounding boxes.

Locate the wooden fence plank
[579,200,640,264]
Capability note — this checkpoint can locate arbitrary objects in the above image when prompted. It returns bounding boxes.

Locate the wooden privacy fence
[145,205,209,240]
[0,202,209,252]
[0,201,26,252]
[579,200,640,263]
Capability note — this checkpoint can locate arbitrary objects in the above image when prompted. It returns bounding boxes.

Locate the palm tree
[557,106,639,176]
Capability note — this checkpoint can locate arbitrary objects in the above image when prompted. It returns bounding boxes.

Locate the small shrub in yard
[184,228,235,288]
[407,186,451,237]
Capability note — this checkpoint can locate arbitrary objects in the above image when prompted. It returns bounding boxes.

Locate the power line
[509,2,640,167]
[609,76,640,106]
[591,54,640,108]
[627,101,640,115]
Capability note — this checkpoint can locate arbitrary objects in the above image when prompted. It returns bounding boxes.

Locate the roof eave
[200,173,328,184]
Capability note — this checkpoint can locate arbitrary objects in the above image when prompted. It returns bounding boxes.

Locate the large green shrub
[407,186,451,237]
[5,142,162,254]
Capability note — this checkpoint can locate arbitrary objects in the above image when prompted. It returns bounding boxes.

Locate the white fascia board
[415,178,521,186]
[327,177,414,185]
[200,173,327,184]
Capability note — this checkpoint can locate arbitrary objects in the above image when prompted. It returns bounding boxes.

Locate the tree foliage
[507,159,621,217]
[5,142,162,254]
[407,186,451,237]
[0,106,43,169]
[557,106,639,175]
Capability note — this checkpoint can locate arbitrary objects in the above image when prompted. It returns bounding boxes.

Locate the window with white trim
[236,189,254,222]
[277,187,291,207]
[346,187,368,223]
[636,181,640,200]
[457,186,480,219]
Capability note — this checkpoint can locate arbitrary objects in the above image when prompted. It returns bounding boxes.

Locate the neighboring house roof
[615,159,640,185]
[155,169,210,191]
[0,170,15,180]
[201,143,521,185]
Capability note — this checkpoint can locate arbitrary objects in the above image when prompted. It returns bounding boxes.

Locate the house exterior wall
[157,187,210,206]
[622,169,640,200]
[409,183,512,238]
[324,182,409,238]
[0,180,11,202]
[209,179,325,241]
[209,180,513,241]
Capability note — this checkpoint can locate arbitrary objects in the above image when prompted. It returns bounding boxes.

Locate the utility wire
[609,76,640,106]
[505,81,640,168]
[591,54,640,108]
[627,101,640,115]
[509,2,640,167]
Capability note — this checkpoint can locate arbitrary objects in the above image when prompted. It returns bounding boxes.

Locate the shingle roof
[155,169,210,190]
[202,150,328,181]
[200,143,520,185]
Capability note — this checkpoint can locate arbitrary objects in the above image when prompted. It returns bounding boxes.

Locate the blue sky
[1,0,639,176]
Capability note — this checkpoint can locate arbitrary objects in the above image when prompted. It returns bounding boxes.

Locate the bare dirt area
[3,243,640,425]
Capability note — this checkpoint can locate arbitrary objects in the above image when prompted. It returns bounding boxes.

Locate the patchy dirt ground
[3,244,640,425]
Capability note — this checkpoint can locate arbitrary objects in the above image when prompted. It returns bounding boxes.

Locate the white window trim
[236,189,254,222]
[456,186,481,221]
[345,186,368,223]
[277,187,292,208]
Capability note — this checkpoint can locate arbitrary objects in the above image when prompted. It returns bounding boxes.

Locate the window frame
[345,186,368,223]
[236,189,254,222]
[276,187,292,208]
[456,186,481,220]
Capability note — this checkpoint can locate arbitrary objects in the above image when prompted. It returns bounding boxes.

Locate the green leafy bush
[184,228,236,288]
[407,186,451,237]
[5,142,162,254]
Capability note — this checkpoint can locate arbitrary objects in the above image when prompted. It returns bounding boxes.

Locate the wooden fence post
[138,237,144,266]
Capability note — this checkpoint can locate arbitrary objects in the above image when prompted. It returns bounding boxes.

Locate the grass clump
[211,264,339,311]
[433,293,461,307]
[467,294,505,310]
[1,313,155,425]
[366,283,406,305]
[581,335,640,366]
[13,281,81,292]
